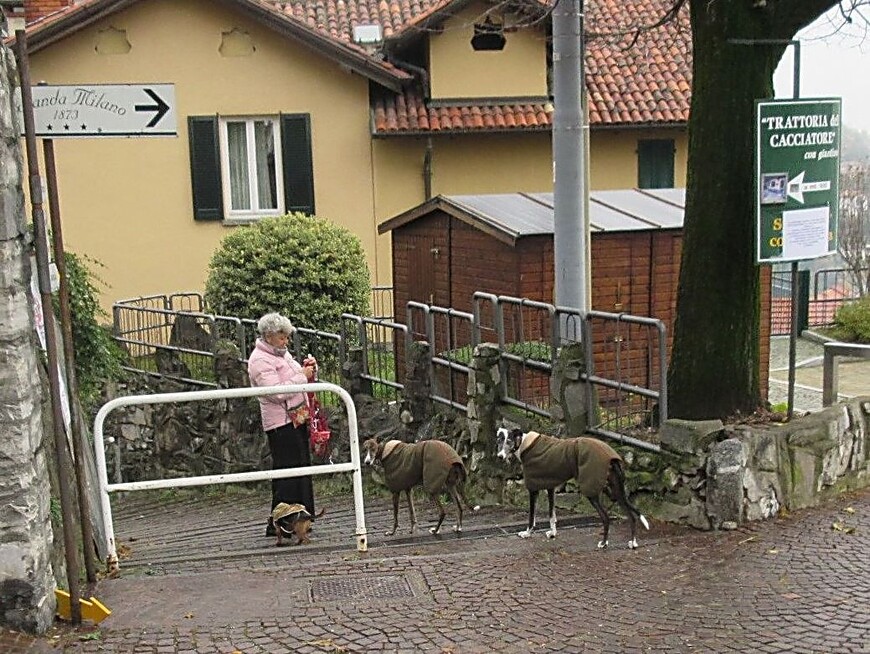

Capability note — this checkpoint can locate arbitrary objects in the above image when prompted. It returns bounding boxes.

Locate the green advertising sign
[755,98,841,263]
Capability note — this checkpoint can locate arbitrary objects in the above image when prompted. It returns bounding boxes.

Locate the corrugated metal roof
[445,188,685,237]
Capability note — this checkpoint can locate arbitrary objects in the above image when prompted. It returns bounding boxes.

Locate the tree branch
[770,0,854,40]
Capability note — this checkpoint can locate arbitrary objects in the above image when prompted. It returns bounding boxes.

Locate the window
[637,139,675,189]
[188,114,314,221]
[221,117,282,216]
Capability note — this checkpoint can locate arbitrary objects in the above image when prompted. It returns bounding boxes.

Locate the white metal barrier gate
[93,383,367,571]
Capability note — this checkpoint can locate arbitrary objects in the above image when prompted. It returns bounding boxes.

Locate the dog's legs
[518,490,539,538]
[588,494,611,549]
[449,486,464,533]
[428,493,447,535]
[457,483,481,514]
[406,490,418,534]
[545,488,558,539]
[386,492,400,536]
[608,461,650,550]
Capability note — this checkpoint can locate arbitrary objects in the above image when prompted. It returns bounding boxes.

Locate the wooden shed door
[406,235,449,307]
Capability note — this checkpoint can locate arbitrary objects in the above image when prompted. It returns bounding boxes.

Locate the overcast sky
[773,6,870,133]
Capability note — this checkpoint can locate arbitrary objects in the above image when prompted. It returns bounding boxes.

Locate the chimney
[25,0,74,25]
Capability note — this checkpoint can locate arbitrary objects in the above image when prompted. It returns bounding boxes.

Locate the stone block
[652,497,710,530]
[706,438,746,528]
[660,418,724,455]
[743,470,781,521]
[120,423,139,442]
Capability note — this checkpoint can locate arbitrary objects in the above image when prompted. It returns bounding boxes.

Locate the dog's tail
[610,460,649,530]
[314,507,326,519]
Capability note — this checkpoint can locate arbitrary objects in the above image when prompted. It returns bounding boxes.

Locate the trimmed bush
[204,213,370,335]
[830,295,870,343]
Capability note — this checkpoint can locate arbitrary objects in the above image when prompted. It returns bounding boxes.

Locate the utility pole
[552,0,588,337]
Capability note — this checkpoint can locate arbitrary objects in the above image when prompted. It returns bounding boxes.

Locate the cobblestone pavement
[3,486,868,653]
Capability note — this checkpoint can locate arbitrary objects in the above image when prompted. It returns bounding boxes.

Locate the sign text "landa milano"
[18,84,176,137]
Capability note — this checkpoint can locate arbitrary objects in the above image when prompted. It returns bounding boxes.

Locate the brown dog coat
[380,439,465,495]
[518,431,622,496]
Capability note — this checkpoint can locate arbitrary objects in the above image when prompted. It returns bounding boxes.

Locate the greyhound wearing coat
[496,427,649,549]
[362,438,480,536]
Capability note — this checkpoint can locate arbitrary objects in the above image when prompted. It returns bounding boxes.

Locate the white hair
[257,312,295,336]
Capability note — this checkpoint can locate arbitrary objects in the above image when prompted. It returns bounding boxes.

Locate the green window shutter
[188,116,224,220]
[637,139,675,189]
[280,114,315,215]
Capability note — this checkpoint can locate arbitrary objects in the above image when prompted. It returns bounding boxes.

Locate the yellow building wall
[428,4,547,99]
[372,128,687,287]
[590,128,689,189]
[27,0,377,310]
[26,0,688,312]
[372,128,688,235]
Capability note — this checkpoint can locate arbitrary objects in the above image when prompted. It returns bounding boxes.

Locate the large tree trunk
[669,0,837,419]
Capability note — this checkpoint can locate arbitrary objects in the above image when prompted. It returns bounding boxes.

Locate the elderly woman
[248,312,317,536]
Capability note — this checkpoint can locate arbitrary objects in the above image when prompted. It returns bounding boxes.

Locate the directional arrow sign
[785,171,833,204]
[19,84,176,137]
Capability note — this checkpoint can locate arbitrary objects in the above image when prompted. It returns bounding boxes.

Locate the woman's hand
[302,362,316,381]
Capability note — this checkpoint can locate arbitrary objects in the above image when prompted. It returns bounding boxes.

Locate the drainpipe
[423,138,433,200]
[385,56,430,99]
[383,56,434,201]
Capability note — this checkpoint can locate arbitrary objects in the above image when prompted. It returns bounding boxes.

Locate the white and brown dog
[363,438,480,536]
[496,427,649,549]
[270,502,313,547]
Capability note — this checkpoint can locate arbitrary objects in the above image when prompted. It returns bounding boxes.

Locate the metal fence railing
[770,267,867,336]
[583,310,668,450]
[341,314,407,403]
[406,302,475,411]
[473,293,560,418]
[113,290,667,449]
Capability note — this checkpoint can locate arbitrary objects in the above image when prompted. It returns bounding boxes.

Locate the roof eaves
[19,0,136,51]
[378,195,518,246]
[437,196,519,246]
[231,0,410,92]
[372,125,551,138]
[383,0,468,47]
[386,0,552,50]
[19,0,411,92]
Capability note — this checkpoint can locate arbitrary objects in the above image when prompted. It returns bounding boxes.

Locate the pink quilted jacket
[247,339,309,431]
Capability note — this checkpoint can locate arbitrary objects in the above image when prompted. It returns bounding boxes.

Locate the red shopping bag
[305,356,332,459]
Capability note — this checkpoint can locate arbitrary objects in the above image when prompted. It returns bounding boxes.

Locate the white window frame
[217,116,285,221]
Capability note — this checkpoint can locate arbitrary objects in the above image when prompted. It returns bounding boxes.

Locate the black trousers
[266,422,315,516]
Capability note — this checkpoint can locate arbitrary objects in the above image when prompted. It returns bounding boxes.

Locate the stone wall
[108,337,870,533]
[629,399,870,530]
[0,46,57,633]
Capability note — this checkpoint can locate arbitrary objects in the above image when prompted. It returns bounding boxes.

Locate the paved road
[768,335,870,412]
[2,335,868,653]
[3,486,868,653]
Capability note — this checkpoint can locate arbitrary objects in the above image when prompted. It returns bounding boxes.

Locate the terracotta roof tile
[26,0,691,132]
[373,92,556,135]
[585,0,692,126]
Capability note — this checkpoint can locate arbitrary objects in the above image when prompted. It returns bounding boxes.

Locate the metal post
[43,137,97,585]
[14,30,83,624]
[786,42,801,421]
[731,38,801,419]
[552,0,588,337]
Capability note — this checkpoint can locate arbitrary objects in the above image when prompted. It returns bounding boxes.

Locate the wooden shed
[379,189,772,400]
